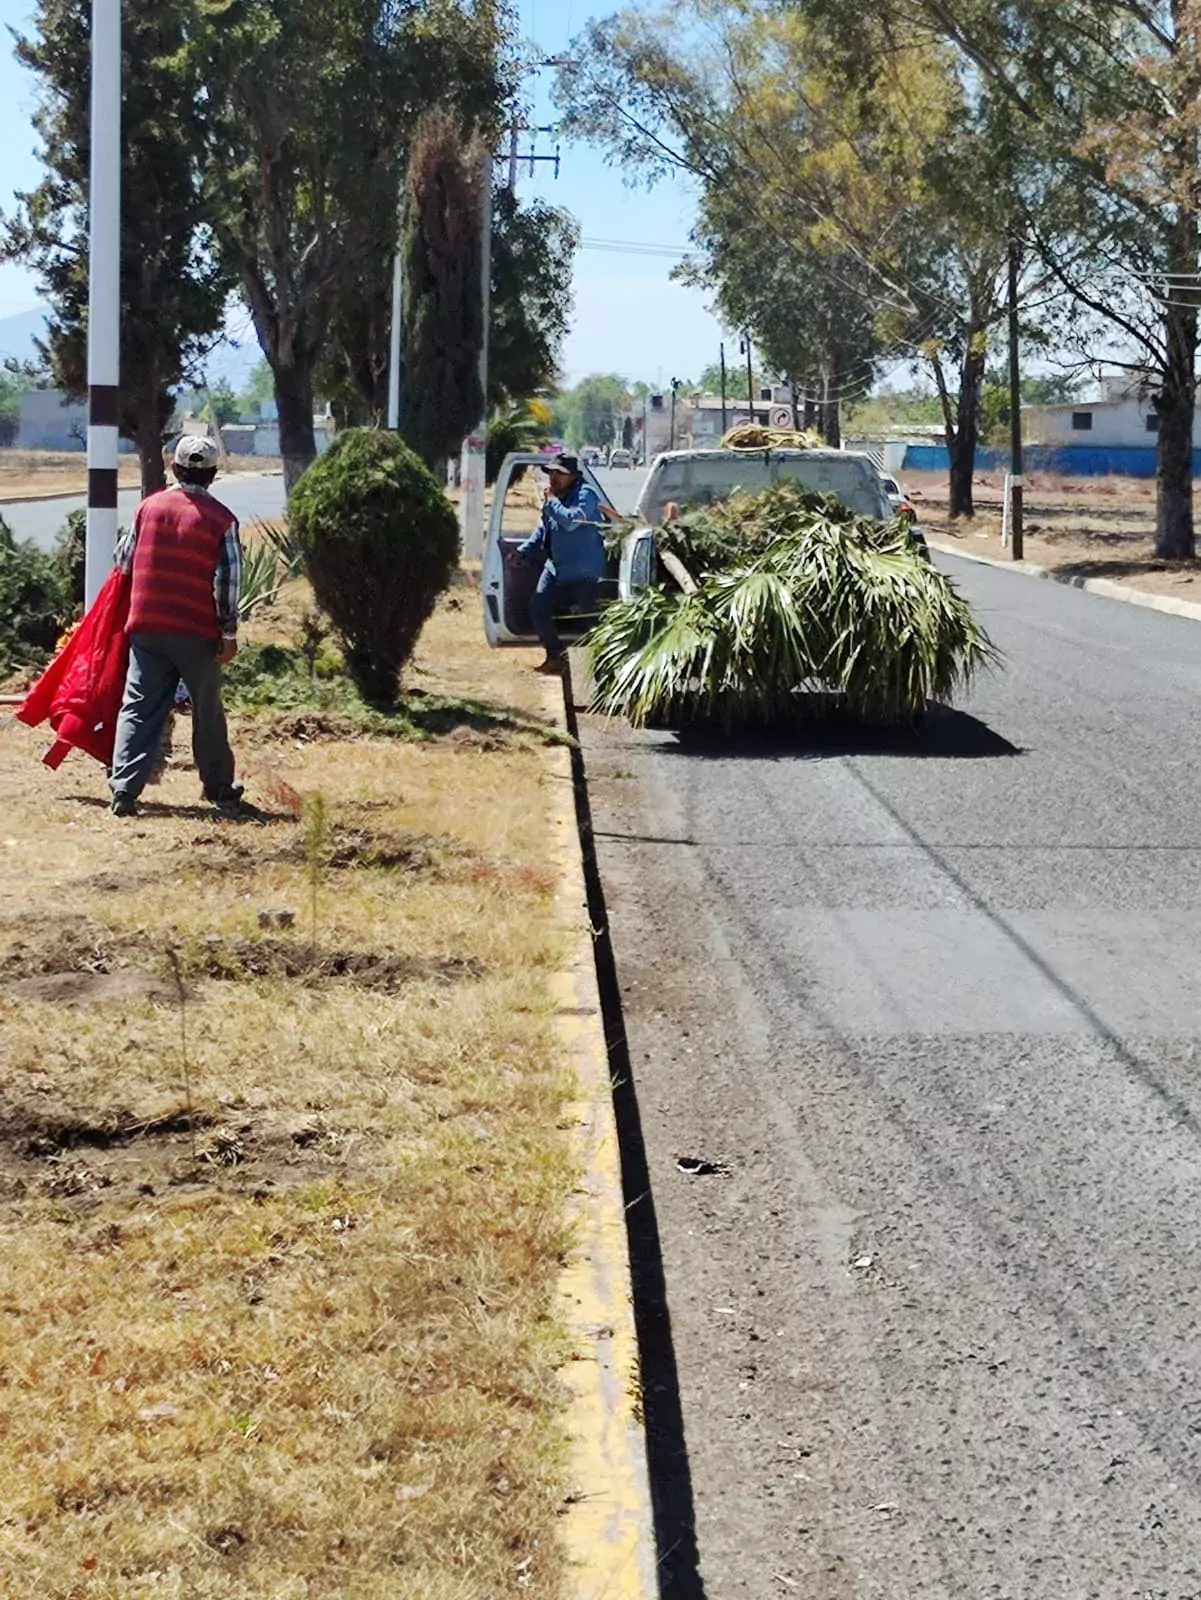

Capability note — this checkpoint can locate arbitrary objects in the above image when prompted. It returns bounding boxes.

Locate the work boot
[203,782,245,813]
[533,655,567,675]
[110,792,138,818]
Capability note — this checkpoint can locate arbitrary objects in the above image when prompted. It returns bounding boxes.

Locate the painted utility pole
[740,333,753,422]
[719,342,728,435]
[1007,232,1025,561]
[84,0,122,607]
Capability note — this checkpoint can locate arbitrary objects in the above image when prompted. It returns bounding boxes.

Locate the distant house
[15,389,139,454]
[17,390,89,452]
[1025,373,1172,450]
[625,385,793,459]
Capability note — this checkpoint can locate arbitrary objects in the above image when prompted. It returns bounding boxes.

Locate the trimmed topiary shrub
[288,428,459,703]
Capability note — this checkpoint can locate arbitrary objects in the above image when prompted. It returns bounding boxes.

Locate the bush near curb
[289,428,459,704]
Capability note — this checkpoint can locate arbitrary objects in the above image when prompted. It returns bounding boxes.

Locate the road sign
[769,406,792,428]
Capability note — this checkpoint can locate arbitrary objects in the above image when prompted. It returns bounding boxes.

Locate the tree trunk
[126,385,169,498]
[949,335,986,519]
[275,364,318,496]
[803,396,818,430]
[1155,295,1197,559]
[136,420,167,497]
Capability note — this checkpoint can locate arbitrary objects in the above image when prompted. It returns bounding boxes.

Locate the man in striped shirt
[108,436,244,818]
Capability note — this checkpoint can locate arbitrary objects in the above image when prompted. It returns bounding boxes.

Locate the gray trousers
[110,632,235,800]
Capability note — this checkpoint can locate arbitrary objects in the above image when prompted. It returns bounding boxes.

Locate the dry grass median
[0,579,577,1598]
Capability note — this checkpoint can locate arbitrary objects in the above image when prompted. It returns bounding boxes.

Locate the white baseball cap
[173,435,220,469]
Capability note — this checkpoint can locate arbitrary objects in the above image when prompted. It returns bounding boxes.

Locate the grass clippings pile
[590,478,997,729]
[0,585,576,1599]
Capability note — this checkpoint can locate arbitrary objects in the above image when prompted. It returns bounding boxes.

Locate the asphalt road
[593,463,647,517]
[1,464,646,553]
[581,557,1201,1598]
[0,472,288,551]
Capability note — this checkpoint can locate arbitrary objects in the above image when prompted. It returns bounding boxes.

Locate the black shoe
[533,656,567,675]
[110,793,138,818]
[203,783,245,811]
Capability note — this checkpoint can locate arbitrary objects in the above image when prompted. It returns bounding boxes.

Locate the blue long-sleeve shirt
[516,479,607,583]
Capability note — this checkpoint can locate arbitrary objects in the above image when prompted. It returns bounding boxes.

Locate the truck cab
[482,452,620,647]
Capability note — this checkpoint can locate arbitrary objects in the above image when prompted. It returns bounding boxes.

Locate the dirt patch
[176,821,469,878]
[7,970,179,1006]
[0,920,483,995]
[185,935,484,990]
[907,469,1201,599]
[0,1099,371,1216]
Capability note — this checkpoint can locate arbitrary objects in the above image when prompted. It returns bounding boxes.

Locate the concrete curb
[542,682,657,1600]
[928,538,1201,624]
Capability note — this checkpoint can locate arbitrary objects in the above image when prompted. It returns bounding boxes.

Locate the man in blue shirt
[512,453,608,673]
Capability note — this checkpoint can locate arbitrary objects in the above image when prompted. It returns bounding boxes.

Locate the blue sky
[0,0,730,387]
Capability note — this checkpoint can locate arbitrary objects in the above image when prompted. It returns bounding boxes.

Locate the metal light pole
[740,334,753,422]
[669,377,681,449]
[719,342,728,435]
[386,217,403,430]
[458,149,493,558]
[1007,231,1025,561]
[84,0,122,607]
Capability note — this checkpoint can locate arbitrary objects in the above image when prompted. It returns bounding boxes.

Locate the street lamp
[669,376,681,449]
[85,0,122,606]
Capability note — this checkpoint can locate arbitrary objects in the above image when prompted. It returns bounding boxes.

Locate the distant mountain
[0,302,263,389]
[0,305,49,364]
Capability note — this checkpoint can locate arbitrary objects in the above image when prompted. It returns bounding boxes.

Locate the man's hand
[218,636,238,665]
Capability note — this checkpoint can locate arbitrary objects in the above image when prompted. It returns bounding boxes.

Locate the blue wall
[901,443,1177,479]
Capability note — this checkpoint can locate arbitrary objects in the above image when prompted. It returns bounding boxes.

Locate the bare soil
[907,467,1201,599]
[0,581,576,1598]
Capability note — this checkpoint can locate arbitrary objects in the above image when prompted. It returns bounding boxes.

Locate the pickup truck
[481,446,909,648]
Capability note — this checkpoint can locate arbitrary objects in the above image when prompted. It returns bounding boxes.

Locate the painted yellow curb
[541,686,657,1600]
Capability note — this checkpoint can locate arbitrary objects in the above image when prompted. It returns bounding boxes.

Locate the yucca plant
[588,481,997,729]
[236,520,306,622]
[252,517,305,578]
[237,541,284,621]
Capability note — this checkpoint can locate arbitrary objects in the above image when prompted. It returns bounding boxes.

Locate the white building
[1024,371,1186,448]
[626,385,795,458]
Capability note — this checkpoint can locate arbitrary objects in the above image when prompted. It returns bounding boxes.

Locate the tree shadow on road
[660,702,1022,761]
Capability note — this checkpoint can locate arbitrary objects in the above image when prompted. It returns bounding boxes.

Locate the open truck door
[482,453,618,647]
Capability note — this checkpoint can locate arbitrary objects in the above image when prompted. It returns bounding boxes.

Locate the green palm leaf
[587,479,998,729]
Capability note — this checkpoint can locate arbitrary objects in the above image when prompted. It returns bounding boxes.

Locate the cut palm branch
[587,480,998,729]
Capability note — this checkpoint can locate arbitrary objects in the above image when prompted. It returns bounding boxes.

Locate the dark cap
[541,452,580,477]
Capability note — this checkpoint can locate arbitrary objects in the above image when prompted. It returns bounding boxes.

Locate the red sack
[15,567,132,770]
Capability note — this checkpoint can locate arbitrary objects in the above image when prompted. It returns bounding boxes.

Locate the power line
[579,236,691,257]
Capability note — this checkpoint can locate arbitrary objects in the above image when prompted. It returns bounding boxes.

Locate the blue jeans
[529,567,600,659]
[110,632,235,800]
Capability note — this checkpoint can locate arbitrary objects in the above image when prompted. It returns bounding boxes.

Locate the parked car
[608,447,634,469]
[879,471,911,513]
